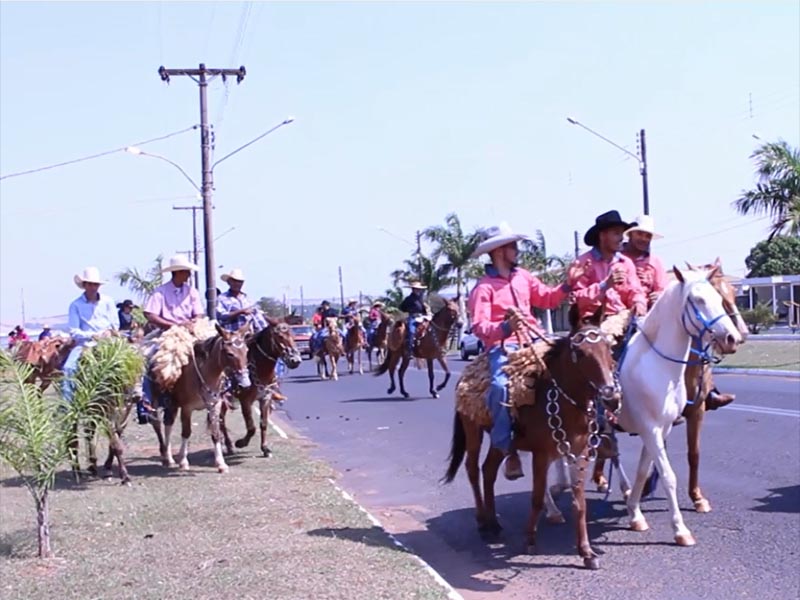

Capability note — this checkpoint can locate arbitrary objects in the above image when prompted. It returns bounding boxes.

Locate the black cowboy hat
[584,210,633,247]
[116,299,138,309]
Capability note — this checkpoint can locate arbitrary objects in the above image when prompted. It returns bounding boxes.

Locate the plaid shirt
[216,290,267,332]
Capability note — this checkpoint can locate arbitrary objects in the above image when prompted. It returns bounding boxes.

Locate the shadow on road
[307,525,407,552]
[340,396,425,404]
[751,484,799,513]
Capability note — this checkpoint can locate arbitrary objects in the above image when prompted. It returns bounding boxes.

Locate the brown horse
[679,258,749,512]
[367,312,392,371]
[316,317,344,380]
[443,317,619,569]
[374,297,459,398]
[14,336,76,391]
[344,315,366,375]
[150,322,251,473]
[220,320,303,457]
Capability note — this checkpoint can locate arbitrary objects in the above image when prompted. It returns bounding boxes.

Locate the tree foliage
[744,236,800,277]
[733,140,800,239]
[257,296,286,318]
[116,255,164,301]
[740,302,778,334]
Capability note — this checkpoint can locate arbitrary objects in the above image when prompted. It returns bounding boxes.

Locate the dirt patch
[0,414,452,600]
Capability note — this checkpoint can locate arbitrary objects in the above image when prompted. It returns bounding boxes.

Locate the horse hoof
[595,478,609,493]
[583,556,601,570]
[431,392,439,399]
[120,479,132,487]
[234,439,249,449]
[217,465,229,474]
[675,532,696,546]
[630,519,649,532]
[525,543,538,555]
[402,392,410,399]
[88,466,98,477]
[179,462,190,471]
[162,459,176,468]
[262,447,272,458]
[546,513,566,525]
[694,498,712,513]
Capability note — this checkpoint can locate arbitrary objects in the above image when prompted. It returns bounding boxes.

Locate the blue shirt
[68,293,118,344]
[216,290,267,332]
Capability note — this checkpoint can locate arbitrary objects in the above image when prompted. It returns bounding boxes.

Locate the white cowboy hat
[161,254,199,273]
[73,266,107,289]
[372,300,385,307]
[406,281,427,290]
[625,214,664,240]
[470,222,530,258]
[347,298,357,304]
[221,268,246,283]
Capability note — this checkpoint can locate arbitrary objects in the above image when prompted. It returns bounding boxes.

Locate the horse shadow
[751,484,800,514]
[340,397,425,404]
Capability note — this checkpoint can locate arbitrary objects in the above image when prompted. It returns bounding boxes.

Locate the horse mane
[195,334,219,360]
[543,335,571,367]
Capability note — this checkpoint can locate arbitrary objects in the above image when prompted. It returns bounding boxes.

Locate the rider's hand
[648,291,661,305]
[565,260,586,286]
[606,267,626,288]
[505,307,525,333]
[633,303,647,317]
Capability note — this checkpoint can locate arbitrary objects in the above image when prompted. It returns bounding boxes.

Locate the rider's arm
[67,301,93,342]
[528,271,570,310]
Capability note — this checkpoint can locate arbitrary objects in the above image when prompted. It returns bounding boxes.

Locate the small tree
[257,296,286,318]
[116,255,164,301]
[744,236,800,277]
[0,338,142,558]
[740,302,778,334]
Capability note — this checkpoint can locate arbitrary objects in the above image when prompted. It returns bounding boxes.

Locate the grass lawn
[0,414,451,600]
[716,340,800,371]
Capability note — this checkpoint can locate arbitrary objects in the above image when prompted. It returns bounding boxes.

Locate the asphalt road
[275,356,800,600]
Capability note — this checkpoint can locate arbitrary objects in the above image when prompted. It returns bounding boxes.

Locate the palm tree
[0,339,142,558]
[423,213,482,306]
[115,255,164,301]
[733,140,800,239]
[390,254,454,293]
[516,231,570,333]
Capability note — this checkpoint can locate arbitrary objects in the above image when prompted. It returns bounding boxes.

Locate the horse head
[686,258,748,341]
[567,309,620,413]
[673,266,743,355]
[267,321,303,369]
[214,322,252,388]
[434,296,460,328]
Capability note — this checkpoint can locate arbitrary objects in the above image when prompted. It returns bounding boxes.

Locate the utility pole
[173,205,202,289]
[300,285,305,321]
[158,63,246,317]
[639,129,650,216]
[338,266,345,310]
[415,230,422,276]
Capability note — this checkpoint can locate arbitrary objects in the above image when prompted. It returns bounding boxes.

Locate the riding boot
[503,451,524,481]
[705,388,735,411]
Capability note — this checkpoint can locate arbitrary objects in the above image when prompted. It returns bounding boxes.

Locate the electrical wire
[0,125,198,181]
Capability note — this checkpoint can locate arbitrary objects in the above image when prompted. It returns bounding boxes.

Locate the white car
[459,329,484,360]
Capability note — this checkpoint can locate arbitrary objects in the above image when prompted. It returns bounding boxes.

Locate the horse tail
[373,349,392,376]
[441,411,466,484]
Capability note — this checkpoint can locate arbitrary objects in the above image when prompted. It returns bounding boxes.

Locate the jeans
[406,317,417,353]
[60,345,86,403]
[486,344,518,453]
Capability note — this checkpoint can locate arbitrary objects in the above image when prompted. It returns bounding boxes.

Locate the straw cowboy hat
[625,214,664,240]
[406,281,427,290]
[470,222,530,259]
[73,266,107,289]
[372,300,385,307]
[583,210,633,247]
[161,254,198,273]
[221,268,246,283]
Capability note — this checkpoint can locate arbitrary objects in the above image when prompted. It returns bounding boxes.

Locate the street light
[566,117,650,215]
[125,117,295,316]
[377,227,422,274]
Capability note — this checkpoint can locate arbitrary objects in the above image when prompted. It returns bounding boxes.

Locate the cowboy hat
[470,222,530,259]
[372,300,385,307]
[116,299,138,309]
[221,268,246,283]
[161,254,198,273]
[406,281,427,290]
[347,298,357,305]
[73,266,107,289]
[583,210,633,247]
[625,214,664,240]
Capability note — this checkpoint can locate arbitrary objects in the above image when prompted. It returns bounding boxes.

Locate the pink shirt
[468,266,569,349]
[572,249,647,319]
[144,281,204,325]
[621,244,668,308]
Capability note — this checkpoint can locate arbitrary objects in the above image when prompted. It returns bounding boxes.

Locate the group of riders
[47,208,736,475]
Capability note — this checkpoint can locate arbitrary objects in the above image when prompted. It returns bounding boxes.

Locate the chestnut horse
[220,320,303,457]
[150,322,251,473]
[443,316,620,569]
[344,315,366,375]
[367,312,392,371]
[316,317,344,381]
[14,336,76,391]
[374,298,459,398]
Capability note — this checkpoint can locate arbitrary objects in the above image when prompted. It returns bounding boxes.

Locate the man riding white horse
[468,222,583,480]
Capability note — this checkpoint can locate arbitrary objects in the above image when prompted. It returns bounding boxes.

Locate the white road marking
[723,404,800,418]
[268,419,289,439]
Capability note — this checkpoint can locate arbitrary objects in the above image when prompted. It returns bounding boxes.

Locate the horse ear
[567,304,580,333]
[714,256,722,267]
[672,266,685,283]
[266,316,279,327]
[685,261,696,271]
[586,304,604,327]
[215,322,228,338]
[706,265,720,281]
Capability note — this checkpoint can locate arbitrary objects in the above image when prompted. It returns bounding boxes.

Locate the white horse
[615,266,742,545]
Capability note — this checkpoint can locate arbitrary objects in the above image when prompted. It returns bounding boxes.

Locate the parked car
[459,329,484,360]
[289,324,314,359]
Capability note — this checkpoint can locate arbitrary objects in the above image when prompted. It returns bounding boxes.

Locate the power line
[658,215,770,248]
[0,124,199,181]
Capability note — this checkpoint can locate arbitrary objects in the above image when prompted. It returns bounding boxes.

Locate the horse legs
[397,353,412,398]
[591,457,609,493]
[235,396,258,449]
[686,406,711,512]
[427,359,437,398]
[109,424,131,485]
[85,420,99,477]
[626,444,654,532]
[434,354,451,392]
[644,429,694,545]
[176,408,193,471]
[526,452,550,554]
[611,455,633,499]
[208,403,229,473]
[462,420,487,527]
[259,397,272,457]
[329,354,338,381]
[570,457,600,569]
[386,350,399,395]
[545,460,568,524]
[357,347,363,375]
[480,447,504,535]
[219,403,234,455]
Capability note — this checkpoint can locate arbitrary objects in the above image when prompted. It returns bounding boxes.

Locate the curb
[327,480,464,600]
[713,367,800,378]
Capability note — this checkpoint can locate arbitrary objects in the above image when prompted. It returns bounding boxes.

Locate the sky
[1,1,798,327]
